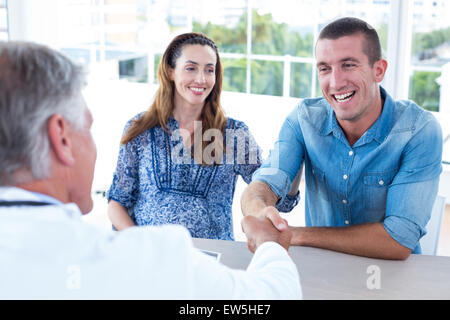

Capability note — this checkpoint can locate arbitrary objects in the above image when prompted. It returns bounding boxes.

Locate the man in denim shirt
[241,17,443,260]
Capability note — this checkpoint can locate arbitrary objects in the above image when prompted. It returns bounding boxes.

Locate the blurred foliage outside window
[222,58,247,93]
[193,9,316,98]
[409,71,441,112]
[409,4,450,112]
[54,0,450,112]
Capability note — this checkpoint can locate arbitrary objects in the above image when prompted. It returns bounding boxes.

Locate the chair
[420,195,446,255]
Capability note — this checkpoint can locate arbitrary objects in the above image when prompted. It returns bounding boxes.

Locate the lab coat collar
[0,186,82,219]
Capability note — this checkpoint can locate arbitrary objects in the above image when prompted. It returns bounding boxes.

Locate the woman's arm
[107,200,136,230]
[107,116,142,231]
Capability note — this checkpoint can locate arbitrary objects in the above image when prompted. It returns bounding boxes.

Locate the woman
[107,33,298,240]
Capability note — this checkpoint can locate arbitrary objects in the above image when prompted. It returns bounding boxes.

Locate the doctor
[0,41,301,299]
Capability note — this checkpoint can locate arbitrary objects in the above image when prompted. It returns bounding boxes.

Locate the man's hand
[241,181,289,231]
[241,215,292,253]
[258,206,289,231]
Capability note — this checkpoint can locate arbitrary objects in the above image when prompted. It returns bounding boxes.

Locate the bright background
[2,0,450,255]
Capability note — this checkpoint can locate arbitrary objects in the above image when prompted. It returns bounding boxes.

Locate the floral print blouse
[107,114,298,240]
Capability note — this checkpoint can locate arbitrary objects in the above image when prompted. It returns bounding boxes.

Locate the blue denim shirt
[253,87,443,253]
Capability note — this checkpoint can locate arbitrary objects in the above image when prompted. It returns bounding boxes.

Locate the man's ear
[47,114,75,167]
[373,59,388,83]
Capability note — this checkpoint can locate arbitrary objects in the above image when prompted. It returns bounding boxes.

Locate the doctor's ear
[47,114,75,167]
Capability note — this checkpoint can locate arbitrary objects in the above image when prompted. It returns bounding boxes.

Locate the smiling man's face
[316,33,386,125]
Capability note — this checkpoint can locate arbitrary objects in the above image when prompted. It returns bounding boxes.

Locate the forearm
[107,200,136,230]
[191,242,302,299]
[240,242,302,299]
[241,181,278,218]
[291,223,411,260]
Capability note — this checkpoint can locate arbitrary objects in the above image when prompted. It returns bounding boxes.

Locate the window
[8,0,450,112]
[0,0,8,41]
[55,0,150,81]
[409,0,450,112]
[192,0,248,92]
[43,0,391,99]
[193,0,391,98]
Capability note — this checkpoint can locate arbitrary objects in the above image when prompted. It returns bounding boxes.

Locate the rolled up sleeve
[252,106,305,201]
[190,241,302,299]
[383,117,443,253]
[384,178,440,252]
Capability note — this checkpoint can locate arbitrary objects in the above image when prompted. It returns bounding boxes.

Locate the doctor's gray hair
[0,41,86,185]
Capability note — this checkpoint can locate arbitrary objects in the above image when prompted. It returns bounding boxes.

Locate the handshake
[241,206,292,253]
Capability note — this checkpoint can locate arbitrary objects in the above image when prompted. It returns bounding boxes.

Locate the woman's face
[170,44,217,110]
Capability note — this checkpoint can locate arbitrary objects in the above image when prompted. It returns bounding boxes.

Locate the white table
[193,238,450,300]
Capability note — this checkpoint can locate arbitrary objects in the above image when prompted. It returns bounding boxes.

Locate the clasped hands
[241,206,291,253]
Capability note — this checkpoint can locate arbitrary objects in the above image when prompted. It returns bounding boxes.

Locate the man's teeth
[334,92,354,102]
[190,87,205,92]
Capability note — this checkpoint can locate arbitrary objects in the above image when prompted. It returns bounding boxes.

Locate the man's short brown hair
[318,17,382,66]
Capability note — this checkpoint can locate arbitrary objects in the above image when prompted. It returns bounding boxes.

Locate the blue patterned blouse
[107,114,298,240]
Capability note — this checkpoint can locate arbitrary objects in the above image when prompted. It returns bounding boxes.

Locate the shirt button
[379,180,384,186]
[349,151,354,156]
[343,174,348,180]
[342,199,348,204]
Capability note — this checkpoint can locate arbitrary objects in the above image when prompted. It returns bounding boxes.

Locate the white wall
[8,0,60,46]
[439,169,450,204]
[432,112,450,204]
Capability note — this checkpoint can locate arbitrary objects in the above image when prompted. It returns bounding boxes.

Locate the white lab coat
[0,187,302,299]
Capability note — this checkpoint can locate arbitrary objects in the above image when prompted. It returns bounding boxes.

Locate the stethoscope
[0,201,53,207]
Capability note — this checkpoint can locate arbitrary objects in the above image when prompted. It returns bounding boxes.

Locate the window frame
[0,0,9,41]
[384,0,413,100]
[189,0,391,99]
[5,0,445,111]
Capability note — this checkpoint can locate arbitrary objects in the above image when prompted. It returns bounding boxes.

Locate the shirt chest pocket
[363,170,397,212]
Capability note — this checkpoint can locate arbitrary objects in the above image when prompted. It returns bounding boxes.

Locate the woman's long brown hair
[121,33,227,165]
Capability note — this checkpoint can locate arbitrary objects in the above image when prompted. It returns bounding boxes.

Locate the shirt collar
[319,86,394,146]
[373,86,395,144]
[320,103,337,136]
[0,186,52,202]
[167,116,181,131]
[27,191,62,205]
[0,186,82,219]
